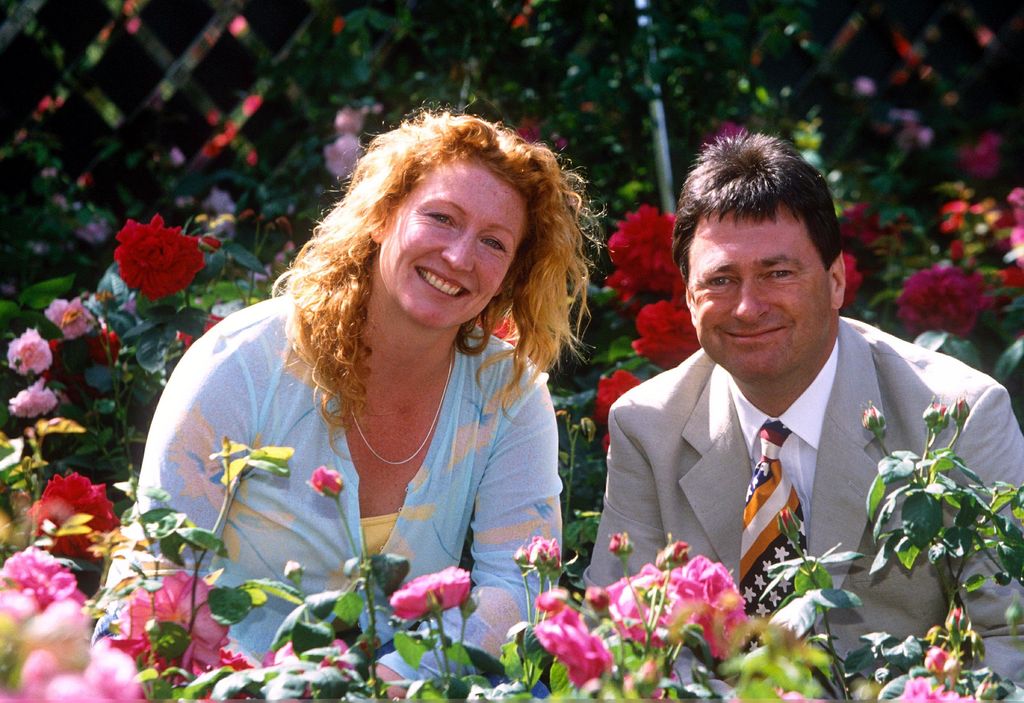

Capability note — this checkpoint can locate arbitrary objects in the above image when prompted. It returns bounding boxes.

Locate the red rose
[632,299,700,368]
[999,266,1024,289]
[27,472,119,559]
[114,214,205,300]
[841,251,863,309]
[595,369,641,426]
[605,205,681,301]
[939,200,969,235]
[840,203,885,247]
[86,325,121,366]
[896,264,991,337]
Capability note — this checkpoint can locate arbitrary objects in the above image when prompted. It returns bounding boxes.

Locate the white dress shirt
[730,338,839,529]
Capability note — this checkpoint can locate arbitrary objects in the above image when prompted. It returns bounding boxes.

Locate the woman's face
[370,160,527,337]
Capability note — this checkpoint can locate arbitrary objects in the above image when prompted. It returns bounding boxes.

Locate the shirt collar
[730,338,839,456]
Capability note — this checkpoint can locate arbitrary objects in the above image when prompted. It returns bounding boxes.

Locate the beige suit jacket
[586,318,1024,679]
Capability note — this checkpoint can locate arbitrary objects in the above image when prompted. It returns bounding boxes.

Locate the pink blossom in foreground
[8,378,59,418]
[44,297,96,340]
[666,554,747,659]
[309,465,343,497]
[389,566,471,620]
[6,328,52,375]
[0,546,85,610]
[606,563,669,646]
[899,676,970,701]
[534,605,613,688]
[113,570,229,673]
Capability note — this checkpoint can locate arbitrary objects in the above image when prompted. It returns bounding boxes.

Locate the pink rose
[309,465,343,497]
[83,639,146,700]
[896,265,990,337]
[842,251,863,309]
[514,535,561,576]
[899,676,967,701]
[957,130,1002,180]
[44,297,96,340]
[606,564,669,646]
[0,546,85,610]
[389,566,471,620]
[324,133,361,180]
[534,606,613,688]
[8,378,59,418]
[535,588,570,614]
[6,327,52,375]
[113,571,229,673]
[666,555,747,659]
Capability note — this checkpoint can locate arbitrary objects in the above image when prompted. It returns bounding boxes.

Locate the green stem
[819,610,851,699]
[434,608,454,684]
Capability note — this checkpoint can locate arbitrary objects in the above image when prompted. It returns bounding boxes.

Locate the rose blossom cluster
[323,104,380,180]
[533,592,614,689]
[389,565,472,620]
[0,547,142,699]
[113,214,205,300]
[632,299,700,369]
[604,204,682,303]
[6,327,59,418]
[896,264,990,337]
[27,471,119,560]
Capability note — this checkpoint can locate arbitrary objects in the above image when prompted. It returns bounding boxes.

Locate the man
[586,132,1024,678]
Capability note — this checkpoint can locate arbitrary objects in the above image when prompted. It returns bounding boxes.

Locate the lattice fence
[0,0,1021,218]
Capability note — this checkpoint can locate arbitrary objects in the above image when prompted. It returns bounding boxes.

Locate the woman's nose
[441,232,474,270]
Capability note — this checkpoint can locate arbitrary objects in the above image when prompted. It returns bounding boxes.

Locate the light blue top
[135,296,561,677]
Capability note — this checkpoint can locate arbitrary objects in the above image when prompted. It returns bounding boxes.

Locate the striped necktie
[739,419,806,617]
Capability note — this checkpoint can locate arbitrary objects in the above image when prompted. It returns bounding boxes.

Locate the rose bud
[655,540,690,570]
[513,545,531,572]
[535,588,570,614]
[949,397,970,429]
[199,235,222,252]
[608,532,632,557]
[309,465,343,498]
[923,402,950,433]
[862,403,886,442]
[777,507,803,548]
[585,586,610,614]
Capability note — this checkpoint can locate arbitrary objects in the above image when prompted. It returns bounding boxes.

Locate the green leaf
[499,640,525,681]
[135,325,173,373]
[263,672,311,699]
[147,621,190,660]
[211,669,267,699]
[818,550,863,565]
[333,591,365,626]
[867,473,886,521]
[914,330,949,352]
[223,241,267,274]
[139,508,187,537]
[994,338,1024,381]
[270,604,307,651]
[181,666,234,697]
[141,486,172,503]
[878,451,918,484]
[794,561,832,593]
[770,593,818,636]
[208,587,253,625]
[902,491,942,548]
[809,588,861,609]
[17,274,75,309]
[394,630,428,669]
[964,573,987,592]
[0,299,20,325]
[870,538,894,575]
[895,539,921,570]
[306,589,344,619]
[291,618,334,653]
[370,553,411,596]
[178,526,226,556]
[548,661,573,696]
[242,578,304,605]
[461,642,506,675]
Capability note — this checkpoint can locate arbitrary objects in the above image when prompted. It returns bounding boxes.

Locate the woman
[129,111,594,680]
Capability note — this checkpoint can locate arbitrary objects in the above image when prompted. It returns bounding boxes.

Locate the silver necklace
[353,353,455,465]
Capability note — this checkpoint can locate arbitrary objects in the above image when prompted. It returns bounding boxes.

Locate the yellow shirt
[360,512,399,554]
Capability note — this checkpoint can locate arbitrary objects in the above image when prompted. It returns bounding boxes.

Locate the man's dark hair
[671,131,841,281]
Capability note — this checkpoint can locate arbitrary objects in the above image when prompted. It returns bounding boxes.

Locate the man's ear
[828,253,846,311]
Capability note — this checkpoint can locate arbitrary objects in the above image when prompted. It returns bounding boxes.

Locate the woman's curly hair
[275,110,596,433]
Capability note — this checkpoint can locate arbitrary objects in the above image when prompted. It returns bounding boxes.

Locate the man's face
[684,210,845,414]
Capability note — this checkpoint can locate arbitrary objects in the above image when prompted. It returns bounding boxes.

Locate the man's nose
[733,280,769,320]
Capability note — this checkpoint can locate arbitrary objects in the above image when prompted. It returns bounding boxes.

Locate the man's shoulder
[611,350,716,420]
[840,318,1003,397]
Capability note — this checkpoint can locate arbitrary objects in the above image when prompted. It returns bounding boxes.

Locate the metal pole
[635,0,675,213]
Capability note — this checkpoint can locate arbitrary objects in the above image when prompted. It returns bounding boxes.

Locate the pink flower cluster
[324,106,370,180]
[6,328,52,375]
[605,555,746,659]
[389,565,472,620]
[0,547,142,700]
[899,676,972,702]
[533,595,614,688]
[44,297,96,340]
[111,570,229,673]
[896,264,990,337]
[514,535,561,577]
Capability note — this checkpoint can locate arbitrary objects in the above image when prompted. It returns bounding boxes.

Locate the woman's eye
[429,212,453,225]
[482,237,506,252]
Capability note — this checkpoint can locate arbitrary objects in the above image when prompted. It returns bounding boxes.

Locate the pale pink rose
[324,133,361,179]
[389,566,472,620]
[113,570,229,672]
[0,588,38,621]
[23,599,91,670]
[334,106,367,135]
[606,564,669,646]
[0,546,85,610]
[534,606,613,688]
[309,465,343,497]
[75,220,113,245]
[202,186,236,215]
[8,378,59,418]
[19,648,64,694]
[6,327,52,375]
[852,76,877,97]
[44,297,96,339]
[84,639,145,699]
[666,555,747,659]
[169,146,186,167]
[899,676,967,701]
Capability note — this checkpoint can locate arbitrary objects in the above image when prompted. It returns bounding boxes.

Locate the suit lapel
[810,321,883,590]
[678,365,750,577]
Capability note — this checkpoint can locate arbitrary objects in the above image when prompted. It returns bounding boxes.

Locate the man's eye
[768,270,792,279]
